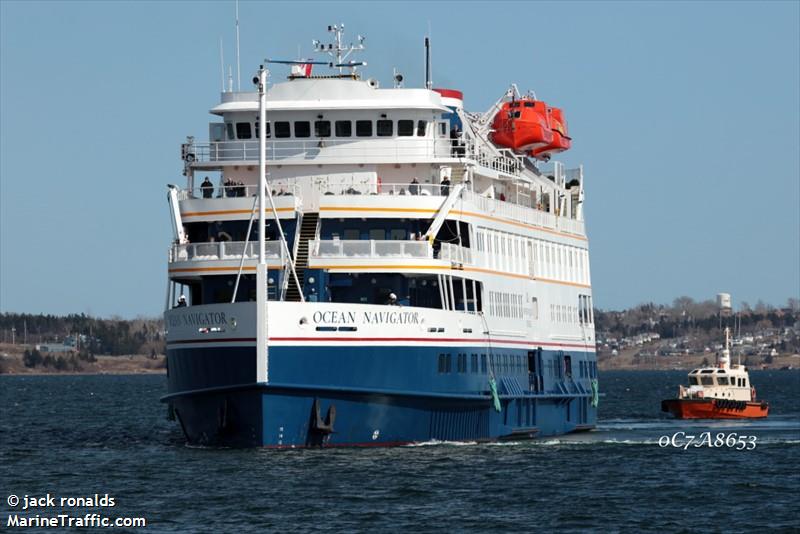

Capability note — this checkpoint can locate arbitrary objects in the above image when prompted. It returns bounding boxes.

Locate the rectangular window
[254,121,271,139]
[564,355,572,378]
[377,119,393,136]
[458,353,467,373]
[438,354,446,373]
[717,377,729,385]
[471,353,478,373]
[481,354,487,374]
[438,122,447,137]
[701,376,714,386]
[335,120,352,137]
[397,120,414,136]
[369,229,385,240]
[356,120,372,137]
[389,229,406,240]
[445,353,452,373]
[275,121,291,138]
[226,123,235,140]
[417,120,428,136]
[343,229,360,240]
[294,121,311,138]
[315,120,331,137]
[236,122,252,139]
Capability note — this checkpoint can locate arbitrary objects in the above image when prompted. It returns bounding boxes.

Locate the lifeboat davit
[490,99,553,153]
[530,107,571,161]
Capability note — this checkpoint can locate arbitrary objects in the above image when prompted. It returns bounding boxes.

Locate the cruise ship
[162,25,598,447]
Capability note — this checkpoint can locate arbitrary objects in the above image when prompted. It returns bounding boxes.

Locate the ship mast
[718,327,731,369]
[256,65,269,383]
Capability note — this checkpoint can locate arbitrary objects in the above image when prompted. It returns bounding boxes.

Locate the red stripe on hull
[661,399,769,419]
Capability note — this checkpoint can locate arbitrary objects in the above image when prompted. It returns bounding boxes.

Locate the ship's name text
[312,310,420,325]
[168,312,227,328]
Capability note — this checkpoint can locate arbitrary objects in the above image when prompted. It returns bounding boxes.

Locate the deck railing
[169,241,283,262]
[308,239,433,259]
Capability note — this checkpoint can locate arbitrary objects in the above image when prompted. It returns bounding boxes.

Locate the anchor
[307,398,336,446]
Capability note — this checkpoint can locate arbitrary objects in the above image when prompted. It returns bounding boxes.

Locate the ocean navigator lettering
[168,311,227,328]
[362,310,420,325]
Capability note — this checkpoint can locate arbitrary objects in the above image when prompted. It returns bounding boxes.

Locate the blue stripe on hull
[165,345,597,447]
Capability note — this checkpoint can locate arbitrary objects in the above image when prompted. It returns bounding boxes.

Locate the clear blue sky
[1,1,798,318]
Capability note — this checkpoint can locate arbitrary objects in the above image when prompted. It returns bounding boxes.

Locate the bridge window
[689,376,699,385]
[335,120,352,137]
[356,120,372,137]
[438,122,447,137]
[315,120,331,137]
[398,120,414,136]
[377,119,393,137]
[417,120,428,136]
[294,121,311,138]
[236,122,252,139]
[717,377,729,385]
[226,123,235,140]
[700,376,714,386]
[275,121,290,138]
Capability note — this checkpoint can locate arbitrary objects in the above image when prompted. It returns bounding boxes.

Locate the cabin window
[689,376,699,385]
[294,121,311,138]
[524,102,535,107]
[510,102,520,108]
[417,120,428,136]
[389,229,406,240]
[343,229,360,240]
[438,353,447,373]
[471,353,478,373]
[700,376,714,386]
[397,120,414,136]
[369,229,385,240]
[226,123,235,140]
[458,353,467,373]
[315,120,331,138]
[377,119,393,137]
[356,120,372,137]
[254,121,271,138]
[438,122,447,137]
[513,111,521,118]
[481,354,487,374]
[743,378,747,387]
[717,377,729,385]
[531,297,539,320]
[335,120,352,137]
[236,122,252,139]
[275,121,291,138]
[564,355,572,378]
[445,353,452,373]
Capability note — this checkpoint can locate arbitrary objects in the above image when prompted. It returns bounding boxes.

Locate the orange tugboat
[661,328,769,419]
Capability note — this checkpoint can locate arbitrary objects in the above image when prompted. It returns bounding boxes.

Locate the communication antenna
[312,24,367,75]
[235,0,241,91]
[425,21,433,89]
[219,36,225,92]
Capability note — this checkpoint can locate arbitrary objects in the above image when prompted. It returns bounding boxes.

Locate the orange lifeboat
[530,106,571,161]
[490,99,553,153]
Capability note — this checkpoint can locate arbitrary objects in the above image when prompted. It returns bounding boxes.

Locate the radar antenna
[312,24,367,75]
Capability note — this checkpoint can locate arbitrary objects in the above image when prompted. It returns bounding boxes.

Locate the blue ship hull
[163,344,598,447]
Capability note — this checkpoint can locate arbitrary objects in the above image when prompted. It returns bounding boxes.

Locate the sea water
[1,371,798,532]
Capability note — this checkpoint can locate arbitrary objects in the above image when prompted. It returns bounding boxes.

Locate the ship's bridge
[186,78,461,169]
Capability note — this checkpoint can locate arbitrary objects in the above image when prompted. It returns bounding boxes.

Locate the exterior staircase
[450,165,467,184]
[285,212,319,302]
